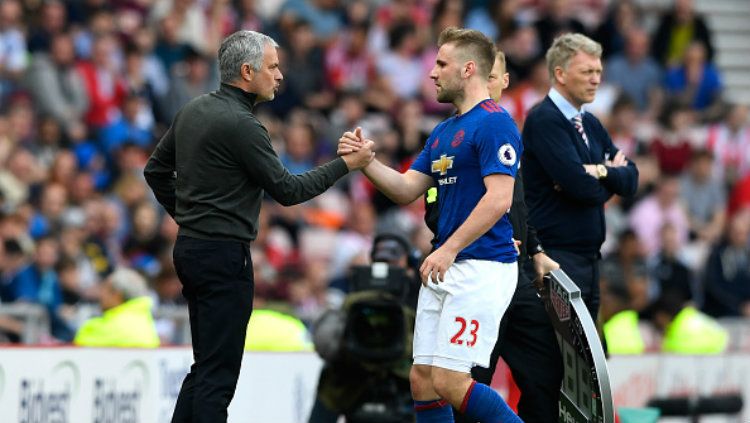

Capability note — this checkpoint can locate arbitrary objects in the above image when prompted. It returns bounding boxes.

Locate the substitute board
[541,269,614,423]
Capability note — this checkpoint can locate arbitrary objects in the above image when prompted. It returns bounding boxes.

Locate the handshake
[339,127,376,171]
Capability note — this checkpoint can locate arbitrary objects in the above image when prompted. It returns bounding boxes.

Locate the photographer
[309,232,420,423]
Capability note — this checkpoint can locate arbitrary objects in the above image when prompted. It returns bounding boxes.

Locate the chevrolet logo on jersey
[431,154,454,176]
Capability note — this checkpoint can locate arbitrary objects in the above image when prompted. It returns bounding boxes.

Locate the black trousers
[456,264,563,423]
[171,236,254,423]
[544,249,600,321]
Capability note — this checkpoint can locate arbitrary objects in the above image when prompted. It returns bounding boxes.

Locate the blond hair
[438,27,496,79]
[495,50,506,74]
[545,33,602,82]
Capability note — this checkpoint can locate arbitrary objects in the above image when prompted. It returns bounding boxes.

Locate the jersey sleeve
[410,134,435,176]
[475,114,522,178]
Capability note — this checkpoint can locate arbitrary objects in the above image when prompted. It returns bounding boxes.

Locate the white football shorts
[413,259,518,373]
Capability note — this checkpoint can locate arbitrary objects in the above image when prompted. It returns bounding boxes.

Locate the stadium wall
[0,348,747,423]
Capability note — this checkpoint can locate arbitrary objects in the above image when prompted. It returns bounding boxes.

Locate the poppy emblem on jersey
[431,154,454,176]
[498,144,516,166]
[451,130,465,148]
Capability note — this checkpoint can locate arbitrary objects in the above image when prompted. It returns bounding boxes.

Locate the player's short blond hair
[438,27,496,79]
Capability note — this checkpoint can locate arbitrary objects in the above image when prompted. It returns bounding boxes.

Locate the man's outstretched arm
[338,128,432,205]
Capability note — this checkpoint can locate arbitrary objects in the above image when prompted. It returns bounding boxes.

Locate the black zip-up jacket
[144,83,349,243]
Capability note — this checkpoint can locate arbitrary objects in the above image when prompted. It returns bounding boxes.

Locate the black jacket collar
[220,83,258,110]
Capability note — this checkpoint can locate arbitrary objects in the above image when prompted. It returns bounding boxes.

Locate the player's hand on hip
[419,246,456,286]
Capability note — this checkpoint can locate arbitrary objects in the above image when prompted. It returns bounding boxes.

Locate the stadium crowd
[0,0,748,351]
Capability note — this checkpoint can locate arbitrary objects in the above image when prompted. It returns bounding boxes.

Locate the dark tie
[572,114,589,148]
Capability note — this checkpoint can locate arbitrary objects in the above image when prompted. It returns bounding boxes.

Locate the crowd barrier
[0,347,747,423]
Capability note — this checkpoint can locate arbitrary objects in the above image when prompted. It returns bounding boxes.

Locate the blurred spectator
[280,121,317,174]
[601,262,646,355]
[729,174,750,217]
[324,22,376,94]
[58,225,99,299]
[150,0,212,55]
[652,294,727,354]
[28,183,69,239]
[498,56,548,129]
[650,101,702,174]
[629,176,689,258]
[0,237,26,301]
[279,0,343,42]
[607,95,648,158]
[245,308,312,351]
[500,24,542,83]
[131,26,170,100]
[0,0,28,103]
[153,14,191,74]
[123,201,167,276]
[376,22,423,103]
[281,20,331,111]
[73,267,160,347]
[5,236,73,341]
[533,0,586,50]
[594,0,641,60]
[434,0,467,38]
[652,0,714,68]
[82,199,117,277]
[121,44,161,127]
[326,93,368,145]
[702,210,750,318]
[99,94,154,154]
[55,257,84,326]
[465,0,524,41]
[648,223,693,306]
[32,117,66,170]
[706,104,750,186]
[160,47,217,122]
[680,150,726,244]
[288,259,333,326]
[72,8,118,60]
[27,0,68,53]
[235,0,265,33]
[602,229,648,293]
[0,148,44,212]
[605,28,663,114]
[664,41,722,115]
[76,34,128,129]
[328,201,376,282]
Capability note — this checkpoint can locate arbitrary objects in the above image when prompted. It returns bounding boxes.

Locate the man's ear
[463,61,476,79]
[554,66,566,86]
[242,63,255,82]
[502,72,510,90]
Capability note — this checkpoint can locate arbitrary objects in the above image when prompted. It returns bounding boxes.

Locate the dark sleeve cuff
[328,157,350,180]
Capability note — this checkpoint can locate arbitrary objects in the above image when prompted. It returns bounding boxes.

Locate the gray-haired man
[144,30,374,423]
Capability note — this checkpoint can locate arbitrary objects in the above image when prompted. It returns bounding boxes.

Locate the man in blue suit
[522,33,639,322]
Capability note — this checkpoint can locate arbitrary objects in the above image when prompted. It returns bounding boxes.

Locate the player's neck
[455,83,490,115]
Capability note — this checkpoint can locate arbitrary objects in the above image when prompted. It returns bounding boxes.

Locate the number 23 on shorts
[450,316,479,347]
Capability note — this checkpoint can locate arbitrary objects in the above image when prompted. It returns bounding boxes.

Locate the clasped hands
[338,127,375,170]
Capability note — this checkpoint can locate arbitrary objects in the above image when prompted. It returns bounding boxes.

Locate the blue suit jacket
[522,96,638,254]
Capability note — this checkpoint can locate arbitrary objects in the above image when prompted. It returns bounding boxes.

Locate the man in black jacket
[522,33,638,322]
[144,30,373,423]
